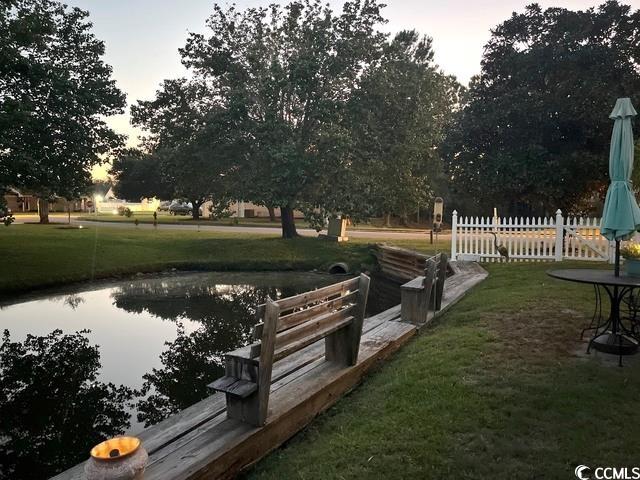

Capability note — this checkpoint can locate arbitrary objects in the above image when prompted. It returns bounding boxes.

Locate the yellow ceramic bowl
[90,436,141,460]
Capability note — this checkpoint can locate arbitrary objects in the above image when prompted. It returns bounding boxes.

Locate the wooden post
[326,274,370,365]
[224,299,278,427]
[451,210,458,260]
[350,274,370,363]
[400,256,439,325]
[434,253,448,311]
[254,298,279,425]
[225,298,278,427]
[554,209,563,262]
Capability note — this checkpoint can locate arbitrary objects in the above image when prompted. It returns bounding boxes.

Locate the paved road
[12,214,446,241]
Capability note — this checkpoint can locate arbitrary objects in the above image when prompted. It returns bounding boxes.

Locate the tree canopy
[0,0,125,222]
[443,1,640,216]
[169,0,389,235]
[347,30,459,226]
[130,78,239,219]
[129,0,457,235]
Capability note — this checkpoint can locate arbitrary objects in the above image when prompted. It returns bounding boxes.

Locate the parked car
[169,202,192,216]
[0,205,11,219]
[157,200,172,212]
[168,202,203,216]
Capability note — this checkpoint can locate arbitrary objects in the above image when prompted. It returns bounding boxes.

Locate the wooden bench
[400,253,448,324]
[209,274,370,426]
[372,244,433,283]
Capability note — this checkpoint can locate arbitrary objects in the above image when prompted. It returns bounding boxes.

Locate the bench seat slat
[208,377,258,398]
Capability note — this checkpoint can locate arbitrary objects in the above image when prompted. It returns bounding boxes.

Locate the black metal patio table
[547,269,640,366]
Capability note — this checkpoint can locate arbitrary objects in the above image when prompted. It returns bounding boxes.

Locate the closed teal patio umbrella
[600,98,639,276]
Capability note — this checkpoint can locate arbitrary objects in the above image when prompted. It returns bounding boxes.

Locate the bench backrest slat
[276,289,358,332]
[374,244,438,282]
[273,315,353,362]
[275,305,355,350]
[249,277,361,359]
[274,277,359,312]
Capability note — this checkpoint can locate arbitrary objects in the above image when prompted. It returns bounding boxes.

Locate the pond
[0,271,399,479]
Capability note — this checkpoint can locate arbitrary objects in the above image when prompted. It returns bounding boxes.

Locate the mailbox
[433,197,444,232]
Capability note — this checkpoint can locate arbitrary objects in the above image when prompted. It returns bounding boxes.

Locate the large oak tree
[131,79,238,220]
[347,31,459,226]
[180,0,386,237]
[443,1,640,216]
[0,0,125,223]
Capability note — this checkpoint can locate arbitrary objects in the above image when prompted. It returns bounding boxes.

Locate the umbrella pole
[615,239,620,277]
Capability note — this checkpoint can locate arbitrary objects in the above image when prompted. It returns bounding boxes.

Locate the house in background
[3,186,103,213]
[223,200,304,219]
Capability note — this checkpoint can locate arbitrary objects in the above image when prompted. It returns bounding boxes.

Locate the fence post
[609,240,616,264]
[554,209,564,261]
[451,210,458,261]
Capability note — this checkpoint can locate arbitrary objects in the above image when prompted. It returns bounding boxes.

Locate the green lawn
[0,224,448,297]
[246,261,639,480]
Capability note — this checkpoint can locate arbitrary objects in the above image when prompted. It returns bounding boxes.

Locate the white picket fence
[451,209,615,263]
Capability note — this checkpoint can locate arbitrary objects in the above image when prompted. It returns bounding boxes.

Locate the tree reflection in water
[0,329,134,480]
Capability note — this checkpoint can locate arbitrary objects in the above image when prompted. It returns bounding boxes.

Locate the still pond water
[0,271,398,479]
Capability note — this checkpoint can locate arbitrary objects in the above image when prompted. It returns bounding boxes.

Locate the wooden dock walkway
[54,261,487,480]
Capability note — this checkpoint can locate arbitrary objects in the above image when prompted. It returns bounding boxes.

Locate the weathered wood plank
[277,290,358,332]
[434,253,448,311]
[273,316,353,362]
[349,274,370,364]
[275,307,354,350]
[210,378,257,398]
[274,277,359,312]
[255,299,279,426]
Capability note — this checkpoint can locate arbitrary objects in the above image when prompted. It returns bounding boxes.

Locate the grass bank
[0,224,447,297]
[247,261,639,479]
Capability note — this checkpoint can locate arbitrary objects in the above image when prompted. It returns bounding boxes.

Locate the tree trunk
[191,199,202,220]
[267,206,276,222]
[400,207,409,227]
[280,205,298,238]
[38,198,50,224]
[383,212,392,228]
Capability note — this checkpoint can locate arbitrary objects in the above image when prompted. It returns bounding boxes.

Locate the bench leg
[325,273,370,366]
[435,253,448,311]
[223,357,263,426]
[325,327,355,365]
[401,288,428,324]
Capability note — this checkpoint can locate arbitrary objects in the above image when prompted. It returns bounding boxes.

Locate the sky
[65,0,635,178]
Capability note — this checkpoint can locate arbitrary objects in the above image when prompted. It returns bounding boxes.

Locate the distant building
[3,188,91,213]
[223,201,304,219]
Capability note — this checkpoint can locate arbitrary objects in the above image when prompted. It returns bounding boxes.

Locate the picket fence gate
[451,209,615,263]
